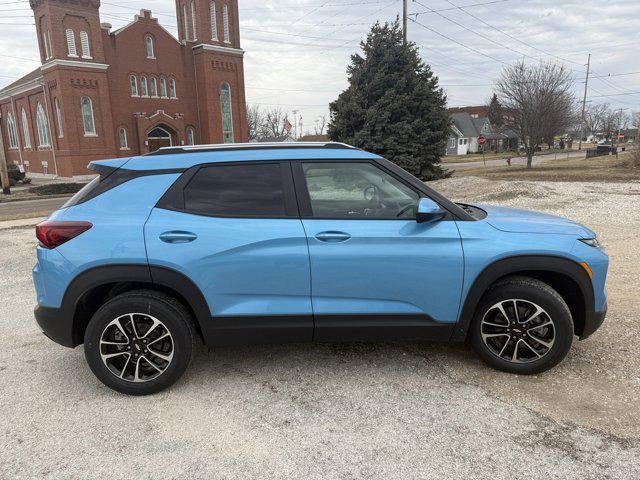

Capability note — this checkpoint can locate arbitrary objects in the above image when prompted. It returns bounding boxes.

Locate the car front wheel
[84,290,195,395]
[470,276,574,375]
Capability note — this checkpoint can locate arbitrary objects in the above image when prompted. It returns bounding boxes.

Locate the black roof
[146,141,356,156]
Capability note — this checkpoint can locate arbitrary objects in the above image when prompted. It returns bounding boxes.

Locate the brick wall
[1,0,247,178]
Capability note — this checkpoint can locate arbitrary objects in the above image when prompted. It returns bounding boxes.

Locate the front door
[147,137,171,152]
[147,126,172,153]
[293,160,464,342]
[144,161,313,345]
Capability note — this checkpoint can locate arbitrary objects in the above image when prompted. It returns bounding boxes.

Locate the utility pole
[0,117,10,194]
[578,53,591,151]
[403,0,408,44]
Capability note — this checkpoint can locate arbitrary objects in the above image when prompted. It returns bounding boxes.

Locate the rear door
[144,161,312,345]
[292,160,464,342]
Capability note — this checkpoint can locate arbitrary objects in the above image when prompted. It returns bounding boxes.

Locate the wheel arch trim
[60,264,211,346]
[452,255,595,342]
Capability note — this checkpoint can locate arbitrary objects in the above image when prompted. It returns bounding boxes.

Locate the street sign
[617,134,625,139]
[478,135,486,145]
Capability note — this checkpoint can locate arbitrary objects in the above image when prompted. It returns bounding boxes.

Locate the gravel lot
[1,177,639,479]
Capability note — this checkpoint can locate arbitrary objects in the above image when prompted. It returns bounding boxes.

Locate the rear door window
[183,163,288,217]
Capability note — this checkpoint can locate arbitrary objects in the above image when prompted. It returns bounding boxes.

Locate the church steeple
[175,0,240,48]
[31,0,105,65]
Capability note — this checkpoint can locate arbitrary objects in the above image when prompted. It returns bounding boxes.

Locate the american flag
[283,118,292,133]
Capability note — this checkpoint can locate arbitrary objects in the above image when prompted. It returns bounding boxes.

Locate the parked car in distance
[33,142,608,395]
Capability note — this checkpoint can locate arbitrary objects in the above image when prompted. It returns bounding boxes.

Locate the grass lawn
[0,211,51,222]
[441,144,599,164]
[452,151,640,182]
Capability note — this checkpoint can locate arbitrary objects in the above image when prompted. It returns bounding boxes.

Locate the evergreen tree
[328,20,450,180]
[487,93,504,128]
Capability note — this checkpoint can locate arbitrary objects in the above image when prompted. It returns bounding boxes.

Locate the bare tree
[584,103,610,140]
[495,61,574,168]
[263,107,292,141]
[314,115,327,135]
[246,103,263,142]
[246,105,293,142]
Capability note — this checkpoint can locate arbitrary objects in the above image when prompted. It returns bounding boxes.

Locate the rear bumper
[579,302,607,340]
[34,305,76,348]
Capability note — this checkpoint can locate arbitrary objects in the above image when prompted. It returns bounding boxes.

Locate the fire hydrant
[507,157,512,166]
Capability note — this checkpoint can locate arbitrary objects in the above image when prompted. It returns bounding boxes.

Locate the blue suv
[33,142,608,395]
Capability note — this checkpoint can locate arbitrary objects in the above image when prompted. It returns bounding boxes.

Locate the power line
[240,0,391,10]
[408,17,507,64]
[408,0,509,15]
[412,0,542,64]
[440,0,584,67]
[589,90,640,99]
[242,26,352,42]
[591,71,640,79]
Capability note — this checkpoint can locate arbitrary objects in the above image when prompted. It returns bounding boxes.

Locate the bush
[29,183,87,196]
[623,147,640,169]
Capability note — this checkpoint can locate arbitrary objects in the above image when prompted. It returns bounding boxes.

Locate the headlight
[579,238,601,248]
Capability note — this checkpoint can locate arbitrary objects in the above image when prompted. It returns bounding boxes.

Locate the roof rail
[145,141,357,156]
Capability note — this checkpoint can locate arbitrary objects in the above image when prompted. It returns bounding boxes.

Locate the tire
[84,290,196,395]
[469,276,574,375]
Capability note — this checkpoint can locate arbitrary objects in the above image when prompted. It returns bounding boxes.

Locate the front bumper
[579,302,607,340]
[34,305,76,348]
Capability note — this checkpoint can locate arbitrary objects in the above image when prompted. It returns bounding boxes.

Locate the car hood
[478,204,595,237]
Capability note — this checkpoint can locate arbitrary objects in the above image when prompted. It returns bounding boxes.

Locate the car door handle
[159,231,198,244]
[314,231,351,243]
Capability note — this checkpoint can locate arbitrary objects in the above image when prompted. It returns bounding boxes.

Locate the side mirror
[416,197,446,224]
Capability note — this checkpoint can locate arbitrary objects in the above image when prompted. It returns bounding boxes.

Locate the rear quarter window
[183,163,287,217]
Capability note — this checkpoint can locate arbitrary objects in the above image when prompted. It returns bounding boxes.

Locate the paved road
[0,196,70,218]
[446,150,585,170]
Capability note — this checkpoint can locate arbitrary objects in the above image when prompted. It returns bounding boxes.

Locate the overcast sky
[1,0,638,134]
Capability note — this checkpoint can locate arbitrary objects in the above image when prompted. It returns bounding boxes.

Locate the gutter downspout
[40,79,59,177]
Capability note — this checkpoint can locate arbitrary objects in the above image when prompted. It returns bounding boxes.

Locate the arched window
[118,127,128,149]
[65,28,77,57]
[160,77,167,98]
[21,108,31,149]
[145,35,154,58]
[140,75,148,97]
[43,31,52,59]
[222,4,230,43]
[219,82,233,143]
[5,113,18,149]
[186,126,195,145]
[80,96,96,136]
[80,31,91,58]
[150,77,158,97]
[191,1,197,40]
[169,78,176,98]
[130,74,138,96]
[54,98,63,138]
[35,102,51,147]
[182,5,189,41]
[210,1,217,40]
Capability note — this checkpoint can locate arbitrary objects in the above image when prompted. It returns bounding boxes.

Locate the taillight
[36,221,93,249]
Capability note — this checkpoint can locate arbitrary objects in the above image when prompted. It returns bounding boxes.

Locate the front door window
[302,162,419,219]
[147,127,172,152]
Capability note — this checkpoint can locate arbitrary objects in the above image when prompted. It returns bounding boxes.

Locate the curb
[0,217,46,230]
[0,194,72,204]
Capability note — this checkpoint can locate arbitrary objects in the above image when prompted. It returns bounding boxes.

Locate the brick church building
[0,0,247,179]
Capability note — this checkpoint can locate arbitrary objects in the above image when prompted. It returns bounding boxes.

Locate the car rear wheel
[470,276,574,374]
[84,290,195,395]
